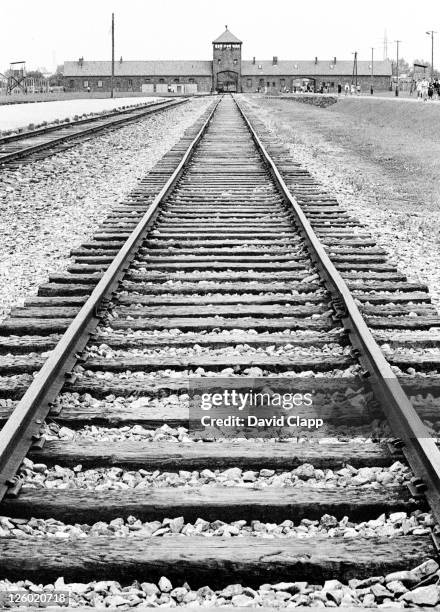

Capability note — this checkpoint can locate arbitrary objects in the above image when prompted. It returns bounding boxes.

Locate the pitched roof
[63,60,213,77]
[63,58,392,79]
[213,28,242,44]
[242,59,392,77]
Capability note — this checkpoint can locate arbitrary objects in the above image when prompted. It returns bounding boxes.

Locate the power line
[394,40,401,96]
[111,13,115,99]
[426,30,437,79]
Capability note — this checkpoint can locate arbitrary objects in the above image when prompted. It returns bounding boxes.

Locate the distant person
[428,83,434,100]
[344,83,349,96]
[350,84,355,95]
[356,84,361,95]
[87,86,91,93]
[421,78,429,101]
[337,82,342,96]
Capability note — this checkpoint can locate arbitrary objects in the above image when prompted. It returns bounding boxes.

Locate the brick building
[63,27,392,93]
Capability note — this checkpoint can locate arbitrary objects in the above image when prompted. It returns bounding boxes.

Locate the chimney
[78,56,84,67]
[120,56,123,63]
[315,56,318,64]
[273,56,278,65]
[252,56,256,64]
[334,56,337,64]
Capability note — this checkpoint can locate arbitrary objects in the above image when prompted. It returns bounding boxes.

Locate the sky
[0,0,439,74]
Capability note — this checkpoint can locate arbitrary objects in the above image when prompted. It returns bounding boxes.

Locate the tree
[49,65,64,86]
[397,57,410,74]
[26,70,44,80]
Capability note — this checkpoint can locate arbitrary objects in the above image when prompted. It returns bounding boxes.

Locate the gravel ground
[76,366,361,378]
[98,326,340,339]
[39,420,392,444]
[0,97,213,321]
[0,510,432,540]
[84,343,350,360]
[0,97,162,131]
[18,458,410,490]
[1,558,439,607]
[242,96,440,311]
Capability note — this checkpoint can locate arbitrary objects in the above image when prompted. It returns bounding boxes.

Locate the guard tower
[212,26,242,92]
[7,61,26,94]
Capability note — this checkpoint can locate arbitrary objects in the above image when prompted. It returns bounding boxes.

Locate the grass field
[246,94,440,307]
[251,96,440,213]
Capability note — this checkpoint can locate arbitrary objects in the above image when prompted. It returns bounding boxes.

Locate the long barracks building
[63,27,392,94]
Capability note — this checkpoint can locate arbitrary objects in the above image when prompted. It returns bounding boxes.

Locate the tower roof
[213,27,242,44]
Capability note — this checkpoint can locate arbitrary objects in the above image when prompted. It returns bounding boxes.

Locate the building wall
[65,75,212,93]
[241,74,391,92]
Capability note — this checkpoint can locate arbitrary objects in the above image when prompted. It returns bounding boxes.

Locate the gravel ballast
[0,510,432,540]
[1,558,439,607]
[18,458,411,490]
[0,97,213,322]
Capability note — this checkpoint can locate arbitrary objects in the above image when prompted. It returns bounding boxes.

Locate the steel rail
[0,98,188,166]
[0,97,221,502]
[234,94,440,524]
[0,98,182,145]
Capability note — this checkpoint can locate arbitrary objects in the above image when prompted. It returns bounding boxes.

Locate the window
[97,80,103,88]
[159,78,165,83]
[189,78,195,84]
[272,82,275,87]
[247,78,252,87]
[258,64,262,70]
[173,78,179,83]
[128,79,133,87]
[280,79,285,86]
[218,58,221,63]
[69,79,74,88]
[83,80,88,87]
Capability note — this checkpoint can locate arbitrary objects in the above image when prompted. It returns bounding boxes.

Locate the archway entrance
[216,70,239,92]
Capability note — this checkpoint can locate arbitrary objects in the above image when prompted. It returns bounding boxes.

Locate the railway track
[0,94,440,605]
[0,98,187,167]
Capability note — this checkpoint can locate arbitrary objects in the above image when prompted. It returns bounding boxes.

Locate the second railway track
[0,94,440,603]
[0,97,187,167]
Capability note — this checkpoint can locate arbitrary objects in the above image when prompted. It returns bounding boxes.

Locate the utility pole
[111,13,115,99]
[394,40,401,96]
[426,30,437,80]
[371,47,374,95]
[351,51,358,87]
